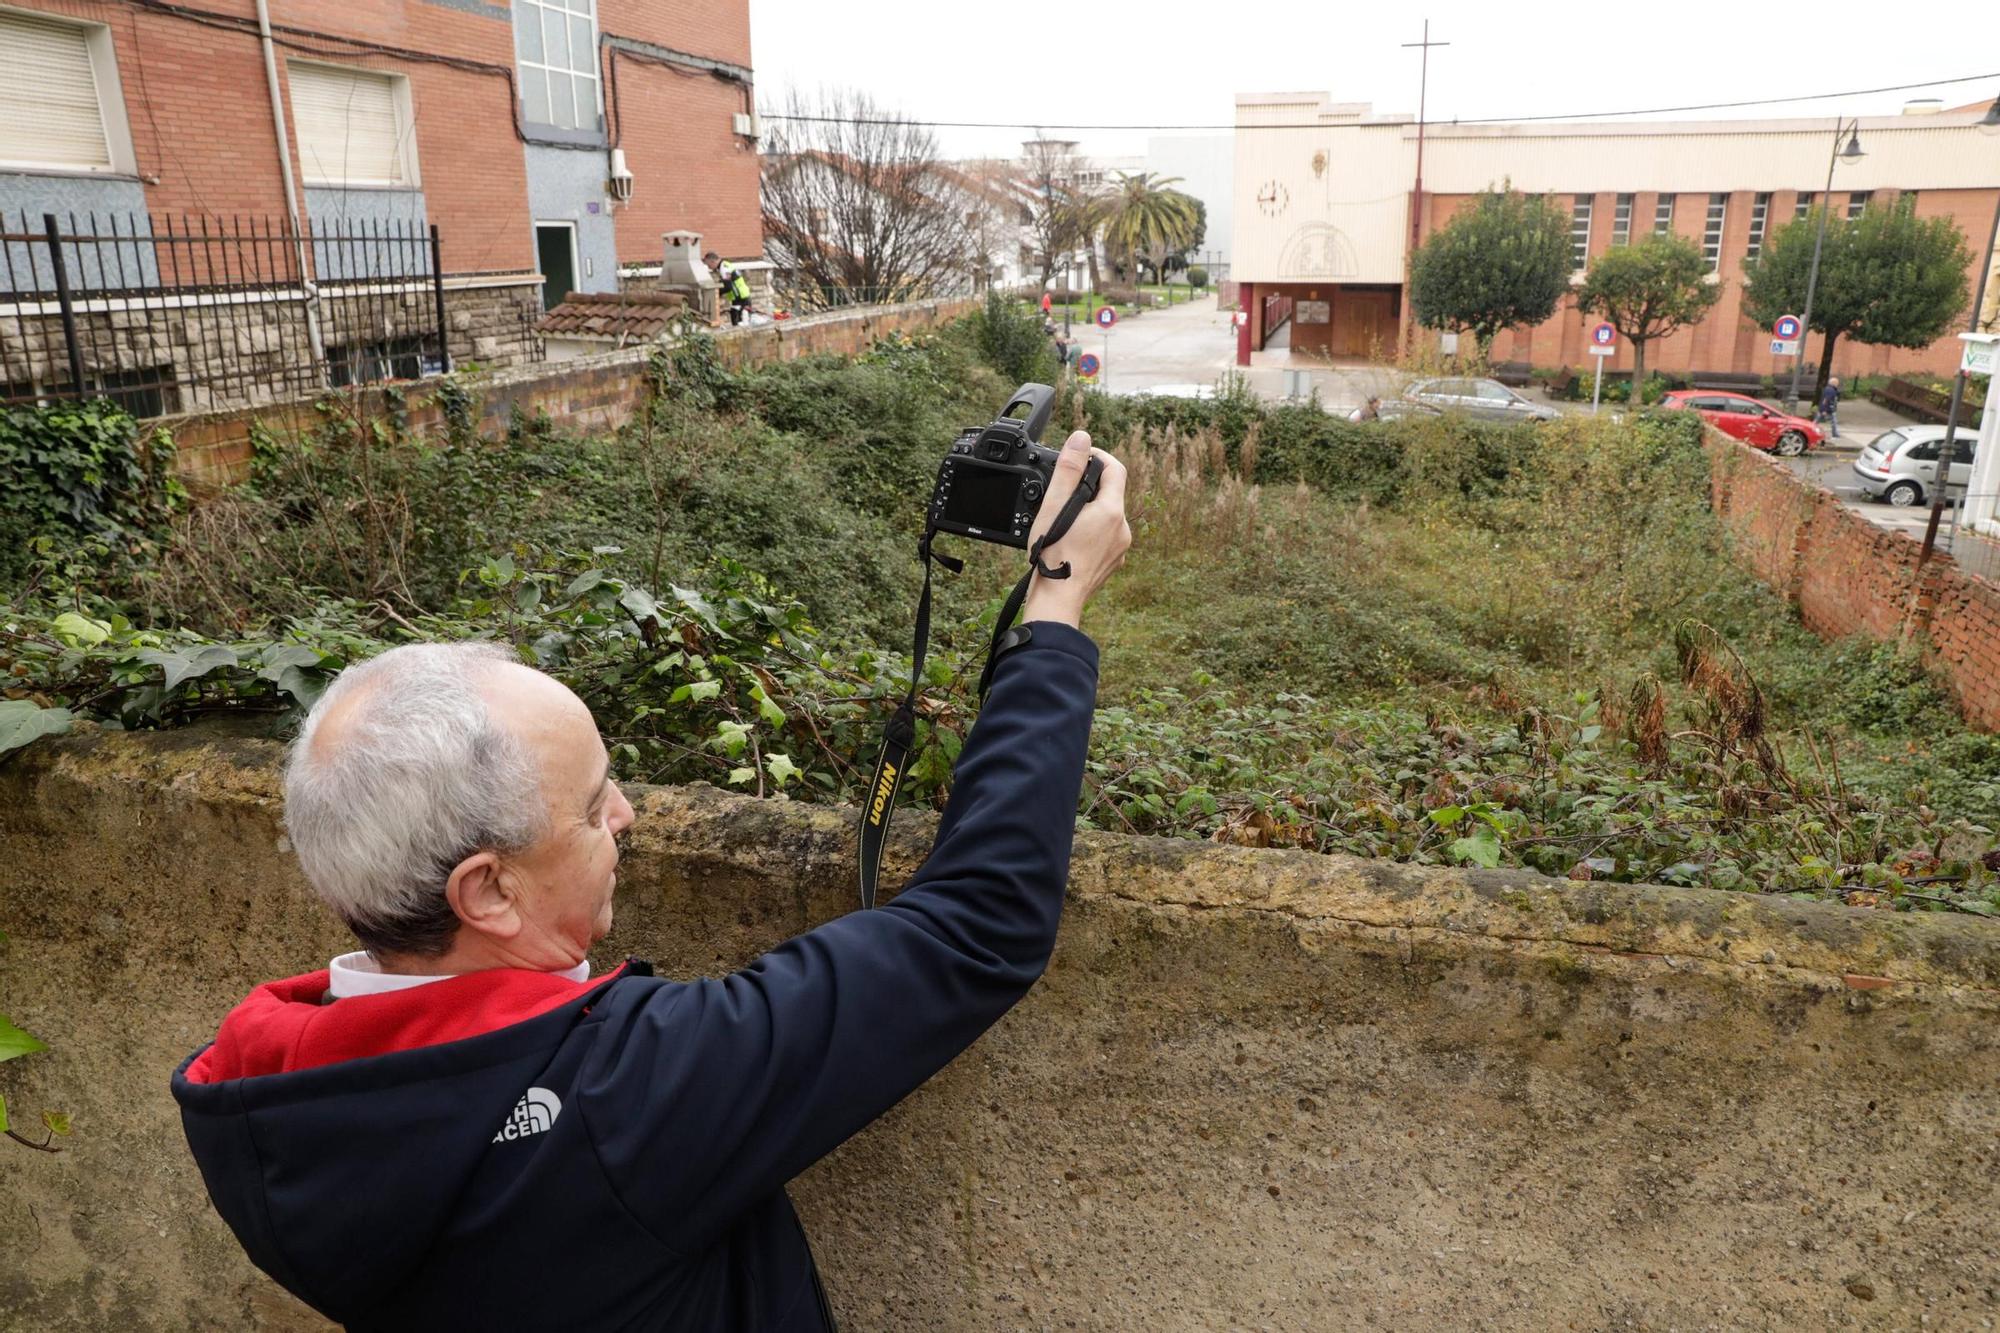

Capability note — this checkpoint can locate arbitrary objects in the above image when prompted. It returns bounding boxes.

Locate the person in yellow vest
[704,251,753,325]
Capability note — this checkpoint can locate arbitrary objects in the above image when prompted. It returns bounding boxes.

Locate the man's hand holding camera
[1022,430,1131,630]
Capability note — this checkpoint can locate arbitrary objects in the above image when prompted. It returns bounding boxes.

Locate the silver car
[1852,426,1976,507]
[1382,377,1561,423]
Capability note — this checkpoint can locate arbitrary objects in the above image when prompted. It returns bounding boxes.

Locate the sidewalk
[1065,297,1392,413]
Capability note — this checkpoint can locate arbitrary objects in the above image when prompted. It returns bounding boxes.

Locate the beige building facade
[1231,92,2000,379]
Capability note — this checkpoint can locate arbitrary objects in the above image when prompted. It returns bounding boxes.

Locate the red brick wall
[604,53,761,264]
[1707,434,2000,731]
[1421,187,1997,380]
[12,0,571,275]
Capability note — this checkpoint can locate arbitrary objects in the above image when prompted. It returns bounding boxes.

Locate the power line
[758,70,2000,133]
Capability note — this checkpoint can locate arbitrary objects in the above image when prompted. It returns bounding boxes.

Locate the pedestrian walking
[1041,291,1054,318]
[1816,376,1842,439]
[1348,396,1381,423]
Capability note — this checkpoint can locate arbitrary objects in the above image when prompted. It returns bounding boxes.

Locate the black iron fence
[0,211,456,417]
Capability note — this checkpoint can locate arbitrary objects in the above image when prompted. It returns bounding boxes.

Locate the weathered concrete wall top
[2,727,1997,1329]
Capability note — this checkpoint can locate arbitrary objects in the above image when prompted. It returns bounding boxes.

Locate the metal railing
[0,211,453,417]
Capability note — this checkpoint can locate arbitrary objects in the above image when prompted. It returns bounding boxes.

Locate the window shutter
[0,12,112,171]
[290,63,406,186]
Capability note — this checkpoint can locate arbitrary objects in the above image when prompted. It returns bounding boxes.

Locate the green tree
[1742,198,1973,402]
[1102,172,1199,289]
[1576,234,1722,401]
[1408,188,1571,353]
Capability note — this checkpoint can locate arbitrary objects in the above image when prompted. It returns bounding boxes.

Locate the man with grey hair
[172,432,1130,1330]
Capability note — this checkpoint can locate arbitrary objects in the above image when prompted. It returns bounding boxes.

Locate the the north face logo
[493,1087,562,1143]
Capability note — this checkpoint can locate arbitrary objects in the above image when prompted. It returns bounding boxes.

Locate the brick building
[1229,93,2000,380]
[0,0,758,408]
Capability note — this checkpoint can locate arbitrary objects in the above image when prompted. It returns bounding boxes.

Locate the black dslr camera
[928,383,1065,548]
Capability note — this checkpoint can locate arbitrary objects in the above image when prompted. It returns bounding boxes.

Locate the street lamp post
[1785,119,1864,415]
[1920,94,2000,564]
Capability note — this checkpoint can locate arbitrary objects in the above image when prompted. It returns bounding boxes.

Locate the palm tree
[1101,172,1198,291]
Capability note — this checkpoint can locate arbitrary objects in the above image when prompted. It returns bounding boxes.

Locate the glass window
[1873,430,1906,453]
[1570,196,1592,270]
[1702,193,1727,272]
[1795,191,1815,221]
[514,0,601,134]
[1653,194,1675,234]
[1747,192,1771,260]
[1475,381,1512,401]
[1611,193,1633,247]
[1906,440,1939,462]
[1847,191,1869,219]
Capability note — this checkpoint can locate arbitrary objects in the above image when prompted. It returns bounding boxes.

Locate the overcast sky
[748,0,2000,160]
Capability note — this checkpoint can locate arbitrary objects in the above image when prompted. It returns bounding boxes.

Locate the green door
[536,224,576,310]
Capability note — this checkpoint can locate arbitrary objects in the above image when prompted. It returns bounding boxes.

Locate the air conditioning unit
[608,148,634,203]
[732,112,760,139]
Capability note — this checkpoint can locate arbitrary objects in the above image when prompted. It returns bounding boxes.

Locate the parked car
[1851,426,1976,507]
[1380,377,1561,423]
[1657,390,1822,456]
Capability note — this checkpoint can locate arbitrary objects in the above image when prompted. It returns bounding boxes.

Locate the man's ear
[445,851,523,942]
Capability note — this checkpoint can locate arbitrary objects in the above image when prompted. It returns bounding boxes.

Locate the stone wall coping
[24,726,2000,998]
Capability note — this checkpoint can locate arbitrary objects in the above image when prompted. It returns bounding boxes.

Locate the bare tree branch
[761,89,979,310]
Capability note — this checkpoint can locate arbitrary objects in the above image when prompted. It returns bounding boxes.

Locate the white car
[1852,426,1975,507]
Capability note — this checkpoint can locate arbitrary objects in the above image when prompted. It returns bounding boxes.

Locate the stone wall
[1708,436,2000,730]
[2,278,543,417]
[166,298,980,484]
[2,729,1996,1329]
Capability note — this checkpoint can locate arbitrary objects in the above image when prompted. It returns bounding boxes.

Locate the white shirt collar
[327,951,591,999]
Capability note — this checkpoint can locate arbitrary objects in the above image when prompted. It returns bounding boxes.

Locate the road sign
[1960,335,1999,376]
[1774,314,1802,340]
[1771,339,1801,356]
[1587,345,1615,357]
[1077,352,1100,379]
[1590,322,1616,346]
[1095,306,1118,329]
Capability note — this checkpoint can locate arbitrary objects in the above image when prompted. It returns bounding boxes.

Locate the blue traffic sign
[1095,306,1118,329]
[1590,322,1616,346]
[1774,314,1802,340]
[1077,352,1101,378]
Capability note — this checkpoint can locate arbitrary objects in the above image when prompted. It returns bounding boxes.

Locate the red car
[1659,390,1823,456]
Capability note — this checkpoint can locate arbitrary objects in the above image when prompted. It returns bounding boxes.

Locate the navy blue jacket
[172,623,1099,1331]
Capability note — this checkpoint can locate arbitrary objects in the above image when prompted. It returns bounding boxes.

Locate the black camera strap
[857,463,1101,910]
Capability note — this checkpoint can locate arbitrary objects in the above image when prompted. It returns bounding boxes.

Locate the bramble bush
[1,315,1996,915]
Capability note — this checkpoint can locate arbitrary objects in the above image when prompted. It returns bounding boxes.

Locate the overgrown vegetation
[2,319,1996,917]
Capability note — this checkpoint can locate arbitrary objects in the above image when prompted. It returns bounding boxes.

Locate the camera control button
[1022,479,1043,502]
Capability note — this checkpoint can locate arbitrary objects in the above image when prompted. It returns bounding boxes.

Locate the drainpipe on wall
[256,0,328,380]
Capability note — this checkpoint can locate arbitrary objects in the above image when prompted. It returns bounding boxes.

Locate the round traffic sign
[1774,314,1802,340]
[1077,352,1100,378]
[1095,306,1118,329]
[1591,322,1616,346]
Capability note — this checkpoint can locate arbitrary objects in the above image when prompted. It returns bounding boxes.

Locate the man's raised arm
[579,434,1131,1252]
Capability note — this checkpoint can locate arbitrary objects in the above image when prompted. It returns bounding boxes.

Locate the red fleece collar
[184,963,623,1084]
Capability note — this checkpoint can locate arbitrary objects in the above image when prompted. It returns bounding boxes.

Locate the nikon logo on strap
[868,761,898,827]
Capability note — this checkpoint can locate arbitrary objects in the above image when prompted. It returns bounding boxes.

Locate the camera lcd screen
[944,463,1021,531]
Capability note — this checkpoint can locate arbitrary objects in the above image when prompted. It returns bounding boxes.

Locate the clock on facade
[1256,180,1291,217]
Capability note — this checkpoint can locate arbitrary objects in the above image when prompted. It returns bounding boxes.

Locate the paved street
[1781,439,2000,583]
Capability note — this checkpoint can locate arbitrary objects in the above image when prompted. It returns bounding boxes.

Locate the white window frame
[1746,192,1771,260]
[1702,193,1727,272]
[1611,193,1633,247]
[514,0,603,135]
[1847,191,1870,220]
[1653,194,1675,234]
[0,4,139,176]
[1795,191,1816,221]
[1569,196,1592,271]
[288,60,420,190]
